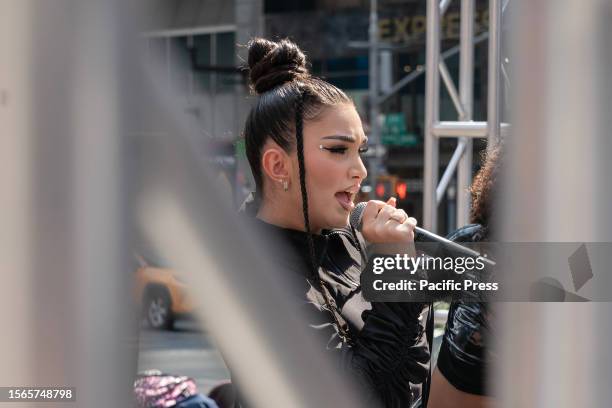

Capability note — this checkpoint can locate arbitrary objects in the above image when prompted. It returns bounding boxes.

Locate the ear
[260,141,293,183]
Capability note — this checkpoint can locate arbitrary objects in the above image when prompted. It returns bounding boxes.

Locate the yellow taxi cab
[134,253,195,330]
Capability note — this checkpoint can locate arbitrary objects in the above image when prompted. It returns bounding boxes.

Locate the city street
[137,319,230,394]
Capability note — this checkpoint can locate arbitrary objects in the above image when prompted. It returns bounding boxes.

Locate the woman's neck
[257,196,322,234]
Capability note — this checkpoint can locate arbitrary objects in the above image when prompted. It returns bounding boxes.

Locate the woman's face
[290,103,368,232]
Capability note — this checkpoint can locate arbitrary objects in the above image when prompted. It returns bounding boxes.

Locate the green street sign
[381,113,418,147]
[235,138,246,159]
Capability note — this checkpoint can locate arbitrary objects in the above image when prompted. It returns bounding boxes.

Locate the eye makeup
[318,144,369,155]
[318,134,368,155]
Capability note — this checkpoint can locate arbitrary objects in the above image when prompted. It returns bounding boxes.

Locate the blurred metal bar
[501,61,511,107]
[500,0,612,406]
[143,24,236,38]
[440,0,452,15]
[424,0,441,231]
[0,0,35,387]
[487,0,502,149]
[457,0,475,227]
[436,138,468,204]
[433,121,482,137]
[70,1,136,404]
[439,61,465,119]
[1,1,137,406]
[433,122,510,137]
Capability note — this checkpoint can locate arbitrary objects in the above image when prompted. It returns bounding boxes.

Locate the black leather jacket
[240,195,430,407]
[437,224,492,396]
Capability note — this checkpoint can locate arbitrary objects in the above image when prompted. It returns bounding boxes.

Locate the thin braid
[294,90,318,276]
[294,90,351,343]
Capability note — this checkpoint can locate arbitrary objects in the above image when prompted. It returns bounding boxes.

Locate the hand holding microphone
[359,197,418,244]
[351,199,496,267]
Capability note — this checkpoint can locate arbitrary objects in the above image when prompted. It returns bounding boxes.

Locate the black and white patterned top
[239,194,431,407]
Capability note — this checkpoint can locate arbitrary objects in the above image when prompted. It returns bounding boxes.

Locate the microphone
[350,202,495,266]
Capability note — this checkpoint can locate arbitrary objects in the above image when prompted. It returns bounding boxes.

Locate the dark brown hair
[243,38,353,341]
[469,143,503,230]
[243,38,352,196]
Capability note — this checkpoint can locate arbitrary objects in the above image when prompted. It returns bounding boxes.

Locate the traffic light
[374,176,408,200]
[375,175,397,199]
[395,181,407,200]
[375,182,387,198]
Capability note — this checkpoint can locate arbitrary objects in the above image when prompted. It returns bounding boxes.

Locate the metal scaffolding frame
[423,0,506,232]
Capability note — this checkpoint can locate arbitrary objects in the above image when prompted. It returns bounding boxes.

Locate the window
[144,30,237,95]
[193,34,212,92]
[265,0,316,13]
[312,55,369,90]
[215,32,237,92]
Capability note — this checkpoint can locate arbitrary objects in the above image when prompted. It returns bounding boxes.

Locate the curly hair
[469,143,503,231]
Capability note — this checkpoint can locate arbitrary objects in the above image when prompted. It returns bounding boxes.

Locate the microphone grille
[349,202,368,231]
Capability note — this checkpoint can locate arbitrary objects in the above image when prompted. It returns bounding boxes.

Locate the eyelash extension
[322,146,348,154]
[321,145,370,154]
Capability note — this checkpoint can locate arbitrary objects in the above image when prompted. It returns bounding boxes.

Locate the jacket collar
[240,192,329,272]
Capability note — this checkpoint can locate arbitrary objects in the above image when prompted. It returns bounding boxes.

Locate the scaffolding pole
[487,0,502,150]
[424,0,503,232]
[424,0,441,231]
[457,0,475,226]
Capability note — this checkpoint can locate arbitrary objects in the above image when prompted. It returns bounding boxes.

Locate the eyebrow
[321,134,369,144]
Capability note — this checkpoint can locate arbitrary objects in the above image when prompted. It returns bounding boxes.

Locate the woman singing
[239,37,431,407]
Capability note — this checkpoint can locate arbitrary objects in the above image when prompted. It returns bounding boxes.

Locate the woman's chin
[328,214,351,229]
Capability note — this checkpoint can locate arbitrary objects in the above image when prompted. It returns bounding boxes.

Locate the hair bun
[247,38,310,94]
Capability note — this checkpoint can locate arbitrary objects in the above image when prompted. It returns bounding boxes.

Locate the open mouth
[335,191,355,211]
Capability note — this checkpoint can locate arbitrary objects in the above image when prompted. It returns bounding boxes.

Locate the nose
[350,155,368,181]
